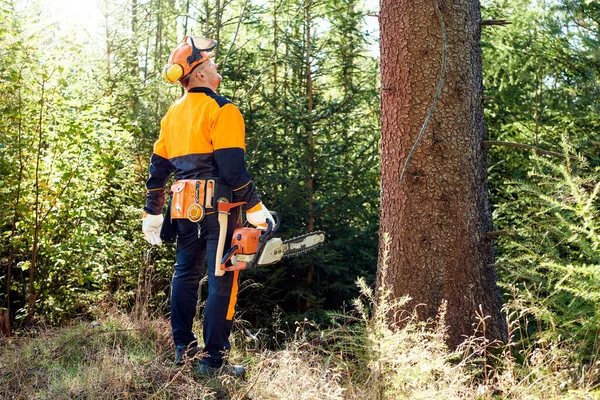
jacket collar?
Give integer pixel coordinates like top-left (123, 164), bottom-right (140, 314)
top-left (188, 87), bottom-right (216, 95)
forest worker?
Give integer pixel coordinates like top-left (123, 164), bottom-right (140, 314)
top-left (141, 36), bottom-right (274, 378)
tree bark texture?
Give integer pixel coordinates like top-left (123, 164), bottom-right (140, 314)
top-left (378, 0), bottom-right (507, 348)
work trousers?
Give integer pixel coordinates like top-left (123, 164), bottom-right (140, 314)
top-left (170, 209), bottom-right (241, 368)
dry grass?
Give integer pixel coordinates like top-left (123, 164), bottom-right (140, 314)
top-left (2, 281), bottom-right (600, 399)
top-left (2, 304), bottom-right (599, 399)
top-left (0, 305), bottom-right (216, 399)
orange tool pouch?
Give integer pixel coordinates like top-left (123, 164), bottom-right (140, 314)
top-left (171, 180), bottom-right (204, 220)
top-left (169, 178), bottom-right (232, 221)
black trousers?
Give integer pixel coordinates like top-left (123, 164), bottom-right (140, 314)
top-left (170, 208), bottom-right (241, 368)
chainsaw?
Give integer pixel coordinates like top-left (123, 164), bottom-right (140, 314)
top-left (216, 206), bottom-right (325, 275)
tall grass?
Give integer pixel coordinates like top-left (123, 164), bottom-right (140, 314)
top-left (2, 225), bottom-right (600, 398)
top-left (1, 289), bottom-right (598, 399)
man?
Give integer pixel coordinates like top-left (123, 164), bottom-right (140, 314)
top-left (141, 36), bottom-right (273, 377)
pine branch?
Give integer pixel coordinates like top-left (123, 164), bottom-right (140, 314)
top-left (480, 19), bottom-right (511, 26)
top-left (483, 141), bottom-right (579, 161)
top-left (487, 264), bottom-right (509, 272)
top-left (487, 231), bottom-right (516, 238)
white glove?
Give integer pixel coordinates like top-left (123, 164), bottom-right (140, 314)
top-left (142, 213), bottom-right (164, 246)
top-left (246, 202), bottom-right (275, 230)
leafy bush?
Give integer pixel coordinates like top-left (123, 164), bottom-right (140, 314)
top-left (495, 136), bottom-right (600, 362)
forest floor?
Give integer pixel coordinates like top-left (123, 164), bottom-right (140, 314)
top-left (1, 301), bottom-right (599, 399)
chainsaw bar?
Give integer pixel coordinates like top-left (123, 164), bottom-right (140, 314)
top-left (282, 231), bottom-right (325, 258)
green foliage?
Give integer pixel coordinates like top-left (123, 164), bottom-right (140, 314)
top-left (208, 0), bottom-right (381, 325)
top-left (0, 0), bottom-right (380, 332)
top-left (482, 0), bottom-right (600, 366)
top-left (482, 0), bottom-right (600, 205)
top-left (0, 0), bottom-right (175, 327)
top-left (495, 138), bottom-right (600, 358)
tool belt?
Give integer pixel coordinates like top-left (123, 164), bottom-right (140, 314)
top-left (160, 178), bottom-right (232, 243)
top-left (169, 178), bottom-right (232, 221)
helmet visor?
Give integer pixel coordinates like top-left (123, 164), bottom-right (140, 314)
top-left (186, 36), bottom-right (217, 52)
top-left (184, 36), bottom-right (217, 66)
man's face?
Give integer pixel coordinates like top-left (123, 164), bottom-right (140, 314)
top-left (199, 59), bottom-right (222, 89)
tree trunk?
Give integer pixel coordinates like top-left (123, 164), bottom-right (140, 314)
top-left (378, 0), bottom-right (507, 348)
top-left (204, 0), bottom-right (211, 38)
top-left (215, 0), bottom-right (221, 58)
top-left (26, 80), bottom-right (46, 327)
top-left (305, 0), bottom-right (315, 309)
top-left (131, 0), bottom-right (138, 77)
top-left (183, 0), bottom-right (190, 35)
top-left (2, 87), bottom-right (25, 337)
top-left (104, 0), bottom-right (111, 78)
top-left (272, 0), bottom-right (278, 97)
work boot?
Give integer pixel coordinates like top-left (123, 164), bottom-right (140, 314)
top-left (197, 362), bottom-right (246, 378)
top-left (175, 345), bottom-right (201, 366)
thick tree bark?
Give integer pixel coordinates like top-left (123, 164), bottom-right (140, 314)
top-left (378, 0), bottom-right (507, 348)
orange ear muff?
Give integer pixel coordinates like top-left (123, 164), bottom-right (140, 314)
top-left (163, 63), bottom-right (184, 83)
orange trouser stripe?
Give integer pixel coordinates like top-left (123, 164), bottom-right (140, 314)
top-left (226, 270), bottom-right (239, 320)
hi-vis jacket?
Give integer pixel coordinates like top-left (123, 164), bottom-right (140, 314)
top-left (144, 87), bottom-right (260, 215)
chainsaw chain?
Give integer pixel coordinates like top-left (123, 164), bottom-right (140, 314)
top-left (282, 231), bottom-right (325, 258)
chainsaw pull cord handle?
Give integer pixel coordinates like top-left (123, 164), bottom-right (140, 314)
top-left (221, 211), bottom-right (282, 271)
top-left (220, 219), bottom-right (273, 271)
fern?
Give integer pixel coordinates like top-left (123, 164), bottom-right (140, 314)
top-left (496, 135), bottom-right (600, 360)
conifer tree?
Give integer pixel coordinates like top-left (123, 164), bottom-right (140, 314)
top-left (379, 0), bottom-right (507, 347)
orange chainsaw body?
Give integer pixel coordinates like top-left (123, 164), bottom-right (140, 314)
top-left (232, 227), bottom-right (262, 255)
top-left (220, 227), bottom-right (265, 272)
top-left (217, 210), bottom-right (322, 276)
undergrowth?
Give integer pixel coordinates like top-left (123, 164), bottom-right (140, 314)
top-left (2, 284), bottom-right (599, 398)
top-left (2, 235), bottom-right (600, 398)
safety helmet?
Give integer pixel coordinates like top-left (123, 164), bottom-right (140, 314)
top-left (162, 36), bottom-right (217, 83)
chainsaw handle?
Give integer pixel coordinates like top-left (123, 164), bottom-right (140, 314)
top-left (221, 244), bottom-right (239, 265)
top-left (248, 217), bottom-right (277, 270)
top-left (259, 211), bottom-right (281, 242)
top-left (243, 211), bottom-right (280, 233)
top-left (220, 244), bottom-right (249, 272)
top-left (265, 211), bottom-right (281, 234)
top-left (260, 219), bottom-right (273, 242)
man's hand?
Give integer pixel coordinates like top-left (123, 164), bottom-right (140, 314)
top-left (246, 202), bottom-right (275, 230)
top-left (142, 212), bottom-right (164, 246)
